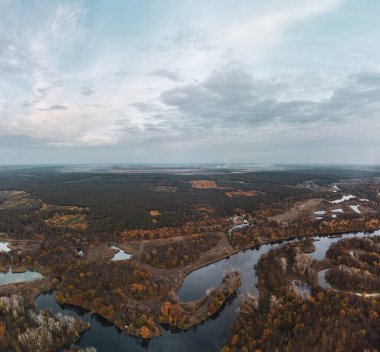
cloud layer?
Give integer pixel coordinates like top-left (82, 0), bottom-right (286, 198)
top-left (0, 0), bottom-right (379, 164)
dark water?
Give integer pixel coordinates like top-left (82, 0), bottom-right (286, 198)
top-left (36, 230), bottom-right (379, 352)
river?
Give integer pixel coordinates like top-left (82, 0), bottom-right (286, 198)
top-left (36, 230), bottom-right (379, 352)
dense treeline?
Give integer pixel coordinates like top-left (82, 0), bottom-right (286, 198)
top-left (55, 260), bottom-right (168, 338)
top-left (223, 239), bottom-right (380, 352)
top-left (325, 237), bottom-right (380, 292)
top-left (0, 167), bottom-right (379, 347)
top-left (57, 260), bottom-right (168, 303)
top-left (0, 294), bottom-right (89, 351)
top-left (121, 216), bottom-right (228, 241)
top-left (0, 168), bottom-right (342, 235)
top-left (223, 290), bottom-right (380, 352)
top-left (159, 271), bottom-right (240, 330)
top-left (229, 214), bottom-right (380, 250)
top-left (1, 167), bottom-right (378, 239)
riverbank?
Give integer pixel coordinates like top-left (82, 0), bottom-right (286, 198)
top-left (30, 229), bottom-right (379, 351)
top-left (159, 270), bottom-right (241, 330)
top-left (0, 277), bottom-right (54, 302)
top-left (222, 231), bottom-right (380, 352)
top-left (45, 227), bottom-right (380, 342)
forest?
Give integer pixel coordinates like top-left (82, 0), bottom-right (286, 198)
top-left (1, 166), bottom-right (379, 237)
top-left (0, 166), bottom-right (379, 350)
top-left (0, 294), bottom-right (89, 351)
top-left (223, 237), bottom-right (380, 352)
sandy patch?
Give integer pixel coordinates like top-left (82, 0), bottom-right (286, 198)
top-left (225, 190), bottom-right (261, 198)
top-left (270, 198), bottom-right (323, 223)
top-left (191, 180), bottom-right (218, 189)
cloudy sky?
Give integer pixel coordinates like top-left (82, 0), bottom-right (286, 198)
top-left (0, 0), bottom-right (380, 165)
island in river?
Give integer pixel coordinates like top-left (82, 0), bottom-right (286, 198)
top-left (0, 165), bottom-right (379, 351)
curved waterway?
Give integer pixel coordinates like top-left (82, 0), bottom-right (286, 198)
top-left (36, 230), bottom-right (379, 352)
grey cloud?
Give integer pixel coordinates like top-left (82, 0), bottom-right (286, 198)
top-left (36, 104), bottom-right (68, 111)
top-left (21, 99), bottom-right (39, 107)
top-left (37, 86), bottom-right (50, 95)
top-left (149, 69), bottom-right (180, 81)
top-left (131, 102), bottom-right (156, 113)
top-left (81, 86), bottom-right (95, 96)
top-left (36, 80), bottom-right (64, 96)
top-left (49, 104), bottom-right (67, 110)
top-left (51, 80), bottom-right (64, 87)
top-left (114, 70), bottom-right (128, 77)
top-left (351, 71), bottom-right (380, 87)
top-left (159, 67), bottom-right (380, 132)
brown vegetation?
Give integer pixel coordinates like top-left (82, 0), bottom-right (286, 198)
top-left (0, 294), bottom-right (89, 351)
top-left (159, 271), bottom-right (240, 330)
top-left (191, 180), bottom-right (218, 189)
top-left (223, 238), bottom-right (380, 352)
top-left (225, 190), bottom-right (262, 198)
top-left (325, 236), bottom-right (380, 292)
top-left (143, 233), bottom-right (220, 269)
top-left (0, 190), bottom-right (42, 210)
top-left (121, 217), bottom-right (228, 241)
top-left (149, 210), bottom-right (160, 217)
top-left (45, 214), bottom-right (88, 231)
top-left (269, 198), bottom-right (324, 223)
top-left (0, 170), bottom-right (379, 348)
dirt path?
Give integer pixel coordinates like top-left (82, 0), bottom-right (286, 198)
top-left (270, 198), bottom-right (324, 223)
top-left (133, 232), bottom-right (235, 294)
top-left (0, 278), bottom-right (54, 302)
top-left (137, 241), bottom-right (145, 264)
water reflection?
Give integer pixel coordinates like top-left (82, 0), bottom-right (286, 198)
top-left (0, 270), bottom-right (43, 285)
top-left (317, 269), bottom-right (332, 289)
top-left (0, 241), bottom-right (43, 285)
top-left (110, 245), bottom-right (131, 261)
top-left (35, 230), bottom-right (379, 352)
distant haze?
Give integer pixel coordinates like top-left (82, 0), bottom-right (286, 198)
top-left (0, 0), bottom-right (380, 165)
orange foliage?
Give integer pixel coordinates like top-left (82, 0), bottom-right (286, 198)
top-left (0, 321), bottom-right (6, 340)
top-left (139, 325), bottom-right (151, 339)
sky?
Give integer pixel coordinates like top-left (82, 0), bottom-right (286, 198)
top-left (0, 0), bottom-right (380, 165)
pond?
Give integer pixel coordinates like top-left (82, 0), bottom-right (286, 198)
top-left (330, 195), bottom-right (355, 204)
top-left (36, 230), bottom-right (380, 352)
top-left (313, 210), bottom-right (326, 215)
top-left (0, 269), bottom-right (43, 286)
top-left (0, 241), bottom-right (11, 253)
top-left (0, 241), bottom-right (43, 286)
top-left (110, 245), bottom-right (131, 261)
top-left (349, 205), bottom-right (361, 214)
top-left (317, 269), bottom-right (332, 290)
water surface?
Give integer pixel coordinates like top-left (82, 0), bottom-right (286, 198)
top-left (0, 270), bottom-right (43, 285)
top-left (36, 230), bottom-right (379, 351)
top-left (0, 241), bottom-right (43, 285)
top-left (110, 245), bottom-right (131, 261)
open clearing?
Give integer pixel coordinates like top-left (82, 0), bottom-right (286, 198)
top-left (191, 180), bottom-right (218, 189)
top-left (225, 190), bottom-right (261, 198)
top-left (270, 198), bottom-right (323, 223)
